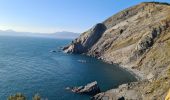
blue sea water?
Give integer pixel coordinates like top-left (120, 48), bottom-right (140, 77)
top-left (0, 36), bottom-right (136, 100)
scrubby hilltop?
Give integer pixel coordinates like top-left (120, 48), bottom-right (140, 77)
top-left (64, 2), bottom-right (170, 100)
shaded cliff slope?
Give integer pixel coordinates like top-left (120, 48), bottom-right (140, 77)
top-left (64, 2), bottom-right (170, 100)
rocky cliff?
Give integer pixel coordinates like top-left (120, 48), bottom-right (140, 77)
top-left (63, 2), bottom-right (170, 100)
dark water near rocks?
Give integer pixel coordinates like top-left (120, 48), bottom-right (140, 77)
top-left (0, 36), bottom-right (136, 100)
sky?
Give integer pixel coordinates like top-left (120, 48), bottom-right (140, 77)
top-left (0, 0), bottom-right (169, 33)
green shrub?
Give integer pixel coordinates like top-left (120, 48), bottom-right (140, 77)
top-left (8, 93), bottom-right (26, 100)
top-left (8, 93), bottom-right (42, 100)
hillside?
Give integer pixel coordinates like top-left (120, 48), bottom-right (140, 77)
top-left (63, 2), bottom-right (170, 100)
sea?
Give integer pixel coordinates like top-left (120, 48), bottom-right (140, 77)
top-left (0, 36), bottom-right (136, 100)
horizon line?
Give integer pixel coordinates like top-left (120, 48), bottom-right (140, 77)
top-left (0, 29), bottom-right (81, 34)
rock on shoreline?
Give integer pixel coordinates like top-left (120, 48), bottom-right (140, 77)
top-left (66, 81), bottom-right (101, 95)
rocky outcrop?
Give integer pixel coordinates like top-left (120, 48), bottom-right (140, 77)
top-left (64, 2), bottom-right (170, 100)
top-left (66, 81), bottom-right (100, 95)
top-left (92, 82), bottom-right (143, 100)
top-left (63, 23), bottom-right (106, 53)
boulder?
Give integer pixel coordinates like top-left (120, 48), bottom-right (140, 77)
top-left (66, 81), bottom-right (101, 95)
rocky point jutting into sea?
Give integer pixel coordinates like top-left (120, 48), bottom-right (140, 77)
top-left (63, 2), bottom-right (170, 100)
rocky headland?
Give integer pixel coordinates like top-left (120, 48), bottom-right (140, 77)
top-left (63, 2), bottom-right (170, 100)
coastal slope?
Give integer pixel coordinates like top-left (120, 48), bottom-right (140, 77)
top-left (63, 2), bottom-right (170, 100)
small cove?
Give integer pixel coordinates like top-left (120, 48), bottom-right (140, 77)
top-left (0, 36), bottom-right (137, 100)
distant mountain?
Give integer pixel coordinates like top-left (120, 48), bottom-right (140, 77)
top-left (50, 31), bottom-right (80, 39)
top-left (0, 30), bottom-right (79, 39)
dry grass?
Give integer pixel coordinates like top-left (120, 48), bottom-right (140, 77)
top-left (109, 37), bottom-right (139, 51)
top-left (145, 67), bottom-right (170, 95)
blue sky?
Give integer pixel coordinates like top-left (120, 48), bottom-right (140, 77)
top-left (0, 0), bottom-right (169, 33)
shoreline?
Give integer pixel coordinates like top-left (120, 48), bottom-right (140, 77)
top-left (96, 56), bottom-right (146, 81)
top-left (118, 64), bottom-right (146, 81)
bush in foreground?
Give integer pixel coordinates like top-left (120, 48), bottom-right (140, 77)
top-left (8, 93), bottom-right (42, 100)
top-left (8, 93), bottom-right (26, 100)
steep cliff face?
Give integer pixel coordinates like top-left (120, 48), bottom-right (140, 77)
top-left (63, 23), bottom-right (106, 53)
top-left (64, 2), bottom-right (170, 100)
